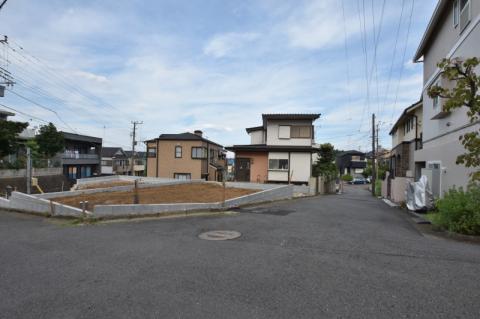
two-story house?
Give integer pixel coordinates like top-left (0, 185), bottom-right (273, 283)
top-left (124, 151), bottom-right (146, 176)
top-left (145, 130), bottom-right (226, 181)
top-left (58, 132), bottom-right (102, 180)
top-left (336, 150), bottom-right (367, 177)
top-left (389, 100), bottom-right (423, 179)
top-left (413, 0), bottom-right (479, 197)
top-left (226, 114), bottom-right (320, 184)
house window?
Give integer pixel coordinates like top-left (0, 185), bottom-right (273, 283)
top-left (192, 147), bottom-right (207, 159)
top-left (174, 173), bottom-right (191, 180)
top-left (351, 155), bottom-right (360, 161)
top-left (453, 0), bottom-right (459, 27)
top-left (291, 126), bottom-right (312, 138)
top-left (432, 95), bottom-right (439, 109)
top-left (278, 125), bottom-right (291, 139)
top-left (459, 0), bottom-right (471, 31)
top-left (268, 159), bottom-right (289, 170)
top-left (147, 147), bottom-right (157, 157)
top-left (175, 146), bottom-right (182, 158)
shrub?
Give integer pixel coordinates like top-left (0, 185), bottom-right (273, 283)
top-left (375, 180), bottom-right (382, 196)
top-left (430, 184), bottom-right (480, 235)
top-left (341, 174), bottom-right (353, 182)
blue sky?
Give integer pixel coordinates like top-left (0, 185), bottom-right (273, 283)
top-left (0, 0), bottom-right (437, 152)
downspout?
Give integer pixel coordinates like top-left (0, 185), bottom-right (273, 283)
top-left (288, 152), bottom-right (291, 184)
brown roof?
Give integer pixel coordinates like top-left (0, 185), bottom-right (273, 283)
top-left (147, 132), bottom-right (223, 148)
top-left (226, 144), bottom-right (318, 153)
top-left (262, 113), bottom-right (320, 121)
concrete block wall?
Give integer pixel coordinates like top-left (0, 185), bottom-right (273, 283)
top-left (0, 192), bottom-right (84, 217)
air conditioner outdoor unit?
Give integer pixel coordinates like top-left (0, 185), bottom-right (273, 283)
top-left (460, 1), bottom-right (470, 31)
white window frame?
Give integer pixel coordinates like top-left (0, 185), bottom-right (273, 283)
top-left (459, 0), bottom-right (471, 32)
top-left (453, 0), bottom-right (459, 27)
top-left (175, 145), bottom-right (182, 158)
top-left (268, 158), bottom-right (289, 171)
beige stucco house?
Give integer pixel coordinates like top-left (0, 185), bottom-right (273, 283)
top-left (413, 0), bottom-right (479, 197)
top-left (145, 130), bottom-right (226, 181)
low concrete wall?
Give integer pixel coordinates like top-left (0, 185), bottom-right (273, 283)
top-left (390, 177), bottom-right (413, 204)
top-left (0, 167), bottom-right (62, 179)
top-left (0, 192), bottom-right (84, 217)
top-left (37, 179), bottom-right (205, 199)
top-left (223, 185), bottom-right (293, 208)
top-left (90, 185), bottom-right (293, 219)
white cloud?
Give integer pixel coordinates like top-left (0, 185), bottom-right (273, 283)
top-left (284, 0), bottom-right (361, 50)
top-left (203, 32), bottom-right (260, 58)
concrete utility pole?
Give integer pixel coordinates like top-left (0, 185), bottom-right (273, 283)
top-left (130, 121), bottom-right (143, 176)
top-left (371, 113), bottom-right (376, 196)
top-left (26, 147), bottom-right (32, 194)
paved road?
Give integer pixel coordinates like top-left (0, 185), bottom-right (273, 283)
top-left (1, 185), bottom-right (480, 318)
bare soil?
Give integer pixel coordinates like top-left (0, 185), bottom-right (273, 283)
top-left (54, 183), bottom-right (257, 208)
top-left (77, 180), bottom-right (134, 190)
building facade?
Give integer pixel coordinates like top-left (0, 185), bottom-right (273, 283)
top-left (389, 100), bottom-right (423, 179)
top-left (145, 130), bottom-right (226, 181)
top-left (336, 150), bottom-right (367, 177)
top-left (226, 114), bottom-right (320, 184)
top-left (413, 0), bottom-right (479, 197)
top-left (58, 132), bottom-right (102, 180)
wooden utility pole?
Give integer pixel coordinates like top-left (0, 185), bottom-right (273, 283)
top-left (130, 121), bottom-right (143, 176)
top-left (371, 113), bottom-right (376, 196)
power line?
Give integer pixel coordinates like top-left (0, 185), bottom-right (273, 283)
top-left (6, 88), bottom-right (78, 133)
top-left (390, 0), bottom-right (415, 123)
top-left (357, 0), bottom-right (371, 132)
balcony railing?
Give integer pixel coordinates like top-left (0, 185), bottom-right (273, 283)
top-left (62, 153), bottom-right (99, 160)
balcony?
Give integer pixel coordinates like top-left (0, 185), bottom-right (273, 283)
top-left (62, 153), bottom-right (99, 160)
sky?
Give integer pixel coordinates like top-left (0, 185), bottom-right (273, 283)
top-left (0, 0), bottom-right (438, 153)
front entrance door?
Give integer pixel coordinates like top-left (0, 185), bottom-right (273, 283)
top-left (236, 158), bottom-right (250, 182)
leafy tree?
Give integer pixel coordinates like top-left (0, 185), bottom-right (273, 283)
top-left (313, 143), bottom-right (338, 182)
top-left (428, 57), bottom-right (480, 181)
top-left (35, 123), bottom-right (65, 158)
top-left (0, 120), bottom-right (29, 158)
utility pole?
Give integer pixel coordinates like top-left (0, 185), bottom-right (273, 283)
top-left (26, 147), bottom-right (32, 194)
top-left (130, 121), bottom-right (143, 176)
top-left (376, 122), bottom-right (380, 183)
top-left (371, 113), bottom-right (376, 196)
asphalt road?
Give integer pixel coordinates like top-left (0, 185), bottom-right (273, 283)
top-left (1, 185), bottom-right (480, 318)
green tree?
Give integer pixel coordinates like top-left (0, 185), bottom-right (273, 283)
top-left (35, 123), bottom-right (65, 158)
top-left (428, 57), bottom-right (480, 181)
top-left (0, 120), bottom-right (29, 158)
top-left (312, 143), bottom-right (338, 182)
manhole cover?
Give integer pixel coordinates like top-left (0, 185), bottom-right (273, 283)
top-left (198, 230), bottom-right (241, 241)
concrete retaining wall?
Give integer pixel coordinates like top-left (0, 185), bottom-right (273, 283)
top-left (36, 179), bottom-right (206, 199)
top-left (0, 192), bottom-right (84, 217)
top-left (0, 167), bottom-right (62, 178)
top-left (90, 185), bottom-right (293, 219)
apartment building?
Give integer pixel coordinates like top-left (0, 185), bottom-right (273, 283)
top-left (145, 130), bottom-right (226, 181)
top-left (413, 0), bottom-right (479, 197)
top-left (226, 114), bottom-right (320, 184)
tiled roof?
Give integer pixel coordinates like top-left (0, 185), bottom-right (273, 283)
top-left (262, 113), bottom-right (320, 120)
top-left (226, 144), bottom-right (319, 152)
top-left (150, 132), bottom-right (223, 148)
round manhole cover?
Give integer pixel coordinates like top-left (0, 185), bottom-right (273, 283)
top-left (198, 230), bottom-right (241, 241)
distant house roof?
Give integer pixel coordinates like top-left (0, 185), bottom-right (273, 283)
top-left (124, 150), bottom-right (146, 158)
top-left (146, 132), bottom-right (223, 148)
top-left (245, 126), bottom-right (264, 133)
top-left (226, 144), bottom-right (319, 153)
top-left (0, 109), bottom-right (15, 119)
top-left (62, 132), bottom-right (102, 144)
top-left (101, 147), bottom-right (123, 158)
top-left (389, 100), bottom-right (422, 135)
top-left (262, 113), bottom-right (321, 121)
top-left (413, 0), bottom-right (449, 62)
top-left (337, 150), bottom-right (365, 158)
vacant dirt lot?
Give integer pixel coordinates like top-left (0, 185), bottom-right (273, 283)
top-left (53, 183), bottom-right (257, 208)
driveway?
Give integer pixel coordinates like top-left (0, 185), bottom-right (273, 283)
top-left (1, 185), bottom-right (479, 318)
